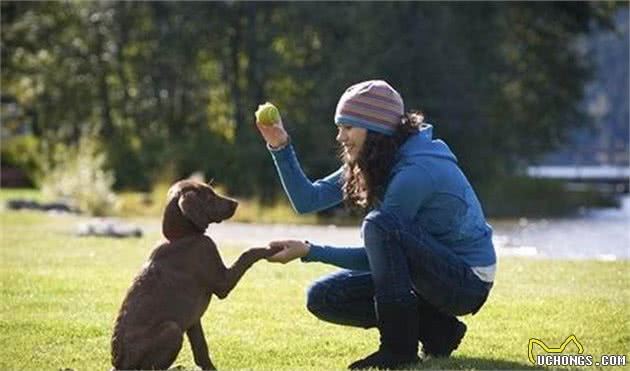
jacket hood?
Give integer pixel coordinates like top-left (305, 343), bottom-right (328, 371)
top-left (397, 124), bottom-right (458, 163)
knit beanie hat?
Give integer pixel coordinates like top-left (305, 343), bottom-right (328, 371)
top-left (334, 80), bottom-right (405, 136)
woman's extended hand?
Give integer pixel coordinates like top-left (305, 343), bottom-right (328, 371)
top-left (265, 240), bottom-right (310, 264)
top-left (255, 116), bottom-right (289, 149)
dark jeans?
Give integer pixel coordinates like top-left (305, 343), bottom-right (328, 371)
top-left (306, 210), bottom-right (492, 328)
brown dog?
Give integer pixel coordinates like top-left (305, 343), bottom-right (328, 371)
top-left (111, 179), bottom-right (280, 370)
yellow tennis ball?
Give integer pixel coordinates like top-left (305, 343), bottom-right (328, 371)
top-left (255, 102), bottom-right (281, 126)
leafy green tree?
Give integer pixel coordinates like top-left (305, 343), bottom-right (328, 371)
top-left (2, 1), bottom-right (624, 214)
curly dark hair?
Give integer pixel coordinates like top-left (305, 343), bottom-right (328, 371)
top-left (340, 111), bottom-right (424, 212)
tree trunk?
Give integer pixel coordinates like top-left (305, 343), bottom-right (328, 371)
top-left (93, 21), bottom-right (114, 139)
top-left (115, 1), bottom-right (131, 117)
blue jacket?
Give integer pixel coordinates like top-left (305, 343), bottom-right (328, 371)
top-left (269, 124), bottom-right (496, 282)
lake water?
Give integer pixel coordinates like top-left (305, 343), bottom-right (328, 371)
top-left (491, 195), bottom-right (630, 261)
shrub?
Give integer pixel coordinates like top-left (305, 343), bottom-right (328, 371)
top-left (40, 133), bottom-right (116, 216)
top-left (0, 134), bottom-right (43, 186)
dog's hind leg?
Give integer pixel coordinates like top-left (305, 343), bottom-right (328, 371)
top-left (137, 321), bottom-right (184, 370)
top-left (187, 320), bottom-right (216, 370)
top-left (111, 329), bottom-right (146, 370)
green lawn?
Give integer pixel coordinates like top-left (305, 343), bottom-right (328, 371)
top-left (1, 207), bottom-right (629, 370)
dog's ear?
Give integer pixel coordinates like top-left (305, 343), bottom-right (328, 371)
top-left (177, 190), bottom-right (212, 231)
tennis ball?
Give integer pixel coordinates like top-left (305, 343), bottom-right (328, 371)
top-left (255, 102), bottom-right (281, 126)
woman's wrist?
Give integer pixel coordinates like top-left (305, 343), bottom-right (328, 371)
top-left (303, 240), bottom-right (311, 257)
top-left (300, 241), bottom-right (317, 262)
top-left (268, 137), bottom-right (290, 151)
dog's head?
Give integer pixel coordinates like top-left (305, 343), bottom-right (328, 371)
top-left (162, 179), bottom-right (238, 241)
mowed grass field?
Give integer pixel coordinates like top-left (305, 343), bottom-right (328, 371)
top-left (1, 198), bottom-right (629, 369)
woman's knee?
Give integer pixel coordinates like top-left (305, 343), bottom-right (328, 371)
top-left (361, 210), bottom-right (401, 243)
top-left (305, 271), bottom-right (379, 328)
top-left (305, 279), bottom-right (329, 316)
top-left (306, 271), bottom-right (369, 318)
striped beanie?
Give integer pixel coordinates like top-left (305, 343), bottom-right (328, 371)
top-left (334, 80), bottom-right (405, 136)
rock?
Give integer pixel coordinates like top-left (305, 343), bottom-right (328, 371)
top-left (77, 218), bottom-right (143, 238)
top-left (6, 198), bottom-right (77, 213)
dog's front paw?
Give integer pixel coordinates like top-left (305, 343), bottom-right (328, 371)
top-left (246, 245), bottom-right (283, 262)
top-left (264, 244), bottom-right (284, 257)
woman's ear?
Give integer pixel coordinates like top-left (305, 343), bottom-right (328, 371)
top-left (177, 190), bottom-right (212, 231)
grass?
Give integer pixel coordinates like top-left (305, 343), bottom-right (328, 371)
top-left (1, 203), bottom-right (629, 370)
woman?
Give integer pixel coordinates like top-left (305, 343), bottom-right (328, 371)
top-left (256, 80), bottom-right (495, 369)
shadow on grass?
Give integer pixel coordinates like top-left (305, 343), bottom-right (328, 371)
top-left (412, 355), bottom-right (568, 370)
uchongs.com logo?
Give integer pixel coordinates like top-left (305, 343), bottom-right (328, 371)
top-left (528, 335), bottom-right (626, 367)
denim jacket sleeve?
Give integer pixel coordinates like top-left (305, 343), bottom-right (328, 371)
top-left (269, 143), bottom-right (344, 214)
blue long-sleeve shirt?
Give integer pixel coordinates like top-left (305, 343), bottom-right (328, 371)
top-left (268, 124), bottom-right (496, 282)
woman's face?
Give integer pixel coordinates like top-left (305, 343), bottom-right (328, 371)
top-left (336, 124), bottom-right (367, 162)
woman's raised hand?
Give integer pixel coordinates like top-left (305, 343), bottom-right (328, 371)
top-left (255, 112), bottom-right (289, 149)
top-left (265, 240), bottom-right (310, 264)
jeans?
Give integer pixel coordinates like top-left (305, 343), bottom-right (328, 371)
top-left (306, 210), bottom-right (492, 328)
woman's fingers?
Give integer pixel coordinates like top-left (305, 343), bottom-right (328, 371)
top-left (265, 240), bottom-right (307, 264)
top-left (266, 240), bottom-right (288, 263)
top-left (269, 240), bottom-right (290, 249)
top-left (266, 245), bottom-right (284, 255)
top-left (255, 118), bottom-right (289, 148)
top-left (266, 248), bottom-right (292, 263)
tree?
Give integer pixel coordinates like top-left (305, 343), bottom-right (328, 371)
top-left (2, 1), bottom-right (624, 209)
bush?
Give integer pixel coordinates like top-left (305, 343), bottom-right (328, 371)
top-left (0, 135), bottom-right (43, 186)
top-left (40, 133), bottom-right (117, 216)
